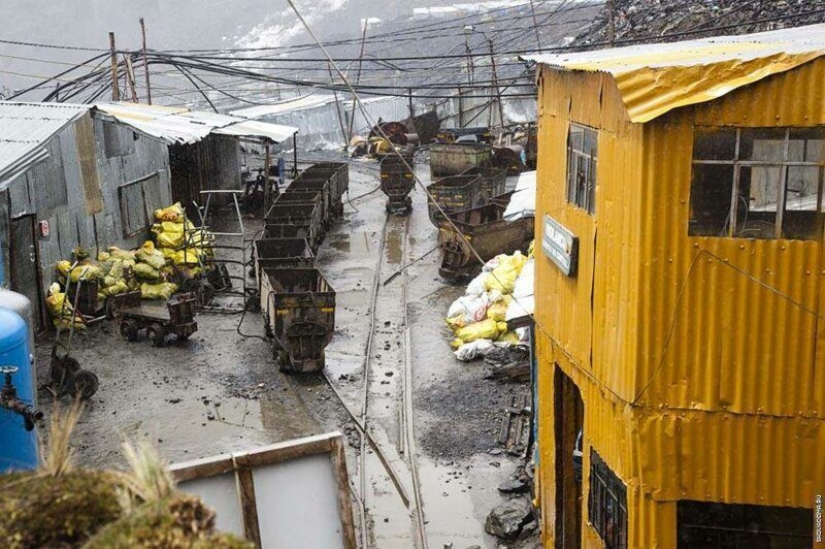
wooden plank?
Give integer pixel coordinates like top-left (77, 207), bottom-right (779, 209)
top-left (329, 437), bottom-right (358, 549)
top-left (237, 466), bottom-right (262, 547)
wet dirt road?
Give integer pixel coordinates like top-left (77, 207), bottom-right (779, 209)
top-left (35, 160), bottom-right (531, 548)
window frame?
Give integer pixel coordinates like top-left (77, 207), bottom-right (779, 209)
top-left (690, 126), bottom-right (825, 240)
top-left (118, 172), bottom-right (162, 237)
top-left (566, 123), bottom-right (598, 215)
top-left (588, 448), bottom-right (628, 549)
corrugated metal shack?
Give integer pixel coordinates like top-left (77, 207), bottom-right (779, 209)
top-left (0, 102), bottom-right (172, 329)
top-left (94, 103), bottom-right (298, 208)
top-left (525, 24), bottom-right (825, 548)
top-left (0, 101), bottom-right (298, 330)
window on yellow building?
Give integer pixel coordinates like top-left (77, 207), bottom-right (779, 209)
top-left (690, 127), bottom-right (825, 240)
top-left (677, 500), bottom-right (813, 548)
top-left (588, 449), bottom-right (627, 549)
top-left (567, 123), bottom-right (598, 214)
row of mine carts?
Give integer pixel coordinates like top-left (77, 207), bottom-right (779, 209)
top-left (425, 147), bottom-right (534, 280)
top-left (253, 162), bottom-right (348, 373)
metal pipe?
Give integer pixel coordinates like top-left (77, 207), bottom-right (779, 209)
top-left (0, 368), bottom-right (43, 432)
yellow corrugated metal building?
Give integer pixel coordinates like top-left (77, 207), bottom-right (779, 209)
top-left (525, 25), bottom-right (825, 548)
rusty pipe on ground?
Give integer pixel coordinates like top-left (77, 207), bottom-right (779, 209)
top-left (0, 368), bottom-right (43, 432)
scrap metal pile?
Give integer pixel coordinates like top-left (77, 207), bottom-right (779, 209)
top-left (573, 0), bottom-right (825, 45)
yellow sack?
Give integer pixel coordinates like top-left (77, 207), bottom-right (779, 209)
top-left (103, 276), bottom-right (116, 288)
top-left (140, 282), bottom-right (178, 300)
top-left (527, 240), bottom-right (535, 258)
top-left (45, 284), bottom-right (85, 330)
top-left (97, 251), bottom-right (111, 262)
top-left (445, 314), bottom-right (469, 334)
top-left (153, 221), bottom-right (185, 249)
top-left (134, 262), bottom-right (160, 280)
top-left (154, 202), bottom-right (184, 223)
top-left (484, 253), bottom-right (527, 294)
top-left (100, 280), bottom-right (129, 297)
top-left (108, 260), bottom-right (124, 280)
top-left (487, 295), bottom-right (513, 322)
top-left (454, 318), bottom-right (503, 344)
top-left (108, 246), bottom-right (136, 261)
top-left (136, 240), bottom-right (166, 270)
top-left (174, 249), bottom-right (201, 266)
top-left (497, 331), bottom-right (520, 345)
top-left (160, 247), bottom-right (178, 261)
top-left (69, 263), bottom-right (102, 283)
top-left (57, 260), bottom-right (72, 277)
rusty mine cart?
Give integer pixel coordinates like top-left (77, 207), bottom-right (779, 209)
top-left (380, 154), bottom-right (415, 213)
top-left (111, 291), bottom-right (198, 347)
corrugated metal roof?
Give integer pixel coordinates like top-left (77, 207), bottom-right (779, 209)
top-left (95, 102), bottom-right (298, 145)
top-left (0, 101), bottom-right (90, 181)
top-left (524, 23), bottom-right (825, 123)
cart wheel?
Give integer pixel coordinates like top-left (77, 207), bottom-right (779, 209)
top-left (177, 333), bottom-right (190, 341)
top-left (68, 369), bottom-right (99, 400)
top-left (147, 323), bottom-right (166, 347)
top-left (120, 320), bottom-right (139, 342)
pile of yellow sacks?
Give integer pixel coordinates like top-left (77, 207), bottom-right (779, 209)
top-left (46, 203), bottom-right (215, 327)
top-left (445, 249), bottom-right (531, 357)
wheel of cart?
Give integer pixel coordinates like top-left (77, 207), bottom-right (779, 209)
top-left (47, 266), bottom-right (99, 401)
top-left (110, 291), bottom-right (199, 347)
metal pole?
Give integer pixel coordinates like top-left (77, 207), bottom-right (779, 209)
top-left (458, 85), bottom-right (464, 128)
top-left (263, 143), bottom-right (271, 213)
top-left (327, 62), bottom-right (349, 147)
top-left (108, 32), bottom-right (120, 101)
top-left (529, 0), bottom-right (542, 52)
top-left (488, 38), bottom-right (504, 128)
top-left (292, 133), bottom-right (298, 179)
top-left (608, 0), bottom-right (615, 46)
top-left (463, 34), bottom-right (474, 85)
top-left (140, 18), bottom-right (152, 104)
top-left (347, 20), bottom-right (369, 140)
top-left (408, 88), bottom-right (414, 118)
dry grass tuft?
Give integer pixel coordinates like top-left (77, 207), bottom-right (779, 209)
top-left (117, 437), bottom-right (176, 511)
top-left (41, 398), bottom-right (84, 477)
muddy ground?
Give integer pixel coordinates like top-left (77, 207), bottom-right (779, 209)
top-left (34, 158), bottom-right (537, 548)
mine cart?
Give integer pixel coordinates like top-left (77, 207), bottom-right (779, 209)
top-left (426, 173), bottom-right (486, 225)
top-left (461, 166), bottom-right (507, 200)
top-left (436, 192), bottom-right (534, 280)
top-left (252, 238), bottom-right (315, 287)
top-left (273, 189), bottom-right (328, 229)
top-left (112, 291), bottom-right (198, 347)
top-left (429, 142), bottom-right (492, 178)
top-left (299, 162), bottom-right (349, 216)
top-left (379, 154), bottom-right (415, 213)
top-left (259, 268), bottom-right (335, 373)
top-left (264, 202), bottom-right (324, 248)
top-left (284, 179), bottom-right (333, 224)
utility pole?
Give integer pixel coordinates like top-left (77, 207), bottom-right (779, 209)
top-left (488, 37), bottom-right (504, 128)
top-left (528, 0), bottom-right (542, 52)
top-left (109, 32), bottom-right (120, 101)
top-left (140, 18), bottom-right (152, 104)
top-left (608, 0), bottom-right (615, 46)
top-left (463, 33), bottom-right (474, 85)
top-left (347, 19), bottom-right (369, 140)
top-left (327, 62), bottom-right (349, 146)
top-left (408, 88), bottom-right (414, 119)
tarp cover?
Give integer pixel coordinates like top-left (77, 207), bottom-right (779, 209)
top-left (503, 170), bottom-right (536, 221)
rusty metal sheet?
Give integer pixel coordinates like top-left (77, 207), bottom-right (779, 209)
top-left (524, 24), bottom-right (825, 123)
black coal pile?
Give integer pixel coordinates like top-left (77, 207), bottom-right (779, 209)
top-left (573, 0), bottom-right (825, 46)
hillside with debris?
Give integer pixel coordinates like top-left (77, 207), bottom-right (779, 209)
top-left (573, 0), bottom-right (825, 45)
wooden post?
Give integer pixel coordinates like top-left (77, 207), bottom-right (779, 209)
top-left (109, 32), bottom-right (120, 101)
top-left (407, 88), bottom-right (414, 118)
top-left (124, 55), bottom-right (138, 102)
top-left (327, 62), bottom-right (349, 147)
top-left (529, 0), bottom-right (542, 52)
top-left (140, 18), bottom-right (152, 104)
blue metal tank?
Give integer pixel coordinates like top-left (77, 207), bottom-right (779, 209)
top-left (0, 307), bottom-right (38, 472)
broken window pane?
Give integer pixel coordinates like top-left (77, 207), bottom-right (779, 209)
top-left (740, 128), bottom-right (786, 162)
top-left (734, 166), bottom-right (781, 238)
top-left (689, 164), bottom-right (734, 236)
top-left (693, 128), bottom-right (736, 161)
top-left (783, 165), bottom-right (825, 239)
top-left (788, 128), bottom-right (825, 162)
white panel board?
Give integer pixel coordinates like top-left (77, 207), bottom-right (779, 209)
top-left (178, 472), bottom-right (244, 536)
top-left (253, 453), bottom-right (344, 549)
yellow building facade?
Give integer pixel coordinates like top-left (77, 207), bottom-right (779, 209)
top-left (528, 27), bottom-right (825, 548)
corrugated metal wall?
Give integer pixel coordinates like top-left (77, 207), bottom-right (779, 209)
top-left (0, 115), bottom-right (170, 326)
top-left (169, 135), bottom-right (239, 209)
top-left (535, 59), bottom-right (825, 548)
